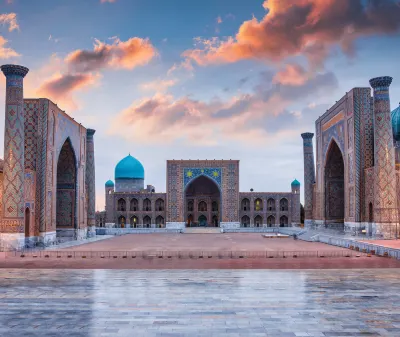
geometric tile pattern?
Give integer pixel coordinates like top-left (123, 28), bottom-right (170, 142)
top-left (86, 129), bottom-right (96, 226)
top-left (167, 160), bottom-right (239, 223)
top-left (23, 101), bottom-right (39, 171)
top-left (370, 77), bottom-right (398, 226)
top-left (301, 133), bottom-right (315, 220)
top-left (0, 65), bottom-right (29, 233)
top-left (2, 269), bottom-right (400, 336)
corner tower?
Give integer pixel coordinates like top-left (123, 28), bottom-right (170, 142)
top-left (370, 76), bottom-right (398, 237)
top-left (0, 64), bottom-right (29, 249)
top-left (291, 179), bottom-right (301, 226)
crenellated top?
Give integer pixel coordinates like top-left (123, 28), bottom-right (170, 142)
top-left (0, 64), bottom-right (29, 78)
top-left (369, 76), bottom-right (393, 89)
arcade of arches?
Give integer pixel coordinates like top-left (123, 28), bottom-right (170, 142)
top-left (185, 175), bottom-right (220, 227)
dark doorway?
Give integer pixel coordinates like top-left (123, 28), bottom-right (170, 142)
top-left (324, 140), bottom-right (345, 229)
top-left (56, 138), bottom-right (77, 238)
top-left (25, 207), bottom-right (30, 237)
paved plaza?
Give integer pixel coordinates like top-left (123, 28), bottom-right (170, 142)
top-left (1, 269), bottom-right (400, 337)
top-left (59, 233), bottom-right (349, 252)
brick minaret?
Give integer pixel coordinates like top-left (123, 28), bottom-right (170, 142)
top-left (370, 76), bottom-right (398, 237)
top-left (301, 133), bottom-right (315, 224)
top-left (86, 129), bottom-right (96, 235)
top-left (0, 64), bottom-right (29, 248)
top-left (291, 179), bottom-right (301, 226)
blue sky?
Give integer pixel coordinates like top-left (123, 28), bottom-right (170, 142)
top-left (1, 0), bottom-right (400, 210)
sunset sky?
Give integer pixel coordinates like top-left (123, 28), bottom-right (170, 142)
top-left (1, 0), bottom-right (400, 210)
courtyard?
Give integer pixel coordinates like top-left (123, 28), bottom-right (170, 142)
top-left (1, 268), bottom-right (400, 337)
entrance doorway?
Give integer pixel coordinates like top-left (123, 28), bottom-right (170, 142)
top-left (324, 140), bottom-right (344, 230)
top-left (184, 175), bottom-right (221, 227)
top-left (56, 138), bottom-right (77, 238)
top-left (25, 207), bottom-right (30, 237)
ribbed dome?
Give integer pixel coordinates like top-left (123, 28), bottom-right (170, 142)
top-left (291, 179), bottom-right (300, 186)
top-left (115, 154), bottom-right (144, 180)
top-left (392, 104), bottom-right (400, 142)
top-left (105, 180), bottom-right (114, 187)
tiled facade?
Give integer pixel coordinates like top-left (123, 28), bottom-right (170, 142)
top-left (100, 160), bottom-right (300, 229)
top-left (303, 77), bottom-right (400, 238)
top-left (0, 64), bottom-right (96, 249)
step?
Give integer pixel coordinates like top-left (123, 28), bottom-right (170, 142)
top-left (184, 227), bottom-right (221, 234)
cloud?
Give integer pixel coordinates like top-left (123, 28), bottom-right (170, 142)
top-left (273, 64), bottom-right (309, 86)
top-left (183, 0), bottom-right (400, 66)
top-left (37, 72), bottom-right (101, 111)
top-left (109, 68), bottom-right (338, 145)
top-left (65, 37), bottom-right (156, 73)
top-left (141, 79), bottom-right (178, 93)
top-left (0, 35), bottom-right (19, 59)
top-left (0, 13), bottom-right (18, 31)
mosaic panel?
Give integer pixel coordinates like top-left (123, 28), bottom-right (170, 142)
top-left (85, 130), bottom-right (96, 225)
top-left (322, 120), bottom-right (345, 159)
top-left (371, 78), bottom-right (398, 224)
top-left (56, 190), bottom-right (74, 227)
top-left (23, 101), bottom-right (39, 171)
top-left (301, 133), bottom-right (315, 220)
top-left (183, 168), bottom-right (222, 189)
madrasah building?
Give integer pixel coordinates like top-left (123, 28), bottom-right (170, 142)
top-left (96, 157), bottom-right (301, 230)
top-left (0, 64), bottom-right (96, 249)
top-left (302, 76), bottom-right (400, 238)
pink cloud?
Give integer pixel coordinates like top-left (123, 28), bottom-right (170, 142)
top-left (183, 0), bottom-right (400, 66)
top-left (0, 13), bottom-right (19, 31)
top-left (273, 64), bottom-right (309, 86)
top-left (65, 37), bottom-right (157, 72)
top-left (0, 35), bottom-right (19, 59)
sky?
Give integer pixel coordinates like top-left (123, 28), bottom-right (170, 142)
top-left (1, 0), bottom-right (400, 211)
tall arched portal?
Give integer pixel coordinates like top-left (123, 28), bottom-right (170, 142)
top-left (184, 175), bottom-right (221, 227)
top-left (324, 140), bottom-right (345, 228)
top-left (56, 138), bottom-right (77, 238)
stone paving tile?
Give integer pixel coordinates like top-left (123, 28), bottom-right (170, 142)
top-left (0, 269), bottom-right (400, 336)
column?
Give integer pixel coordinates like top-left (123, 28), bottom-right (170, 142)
top-left (370, 76), bottom-right (398, 238)
top-left (301, 133), bottom-right (315, 225)
top-left (0, 64), bottom-right (29, 249)
top-left (85, 129), bottom-right (96, 236)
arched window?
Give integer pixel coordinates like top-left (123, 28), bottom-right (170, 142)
top-left (156, 216), bottom-right (164, 228)
top-left (156, 198), bottom-right (165, 212)
top-left (143, 198), bottom-right (151, 212)
top-left (241, 198), bottom-right (250, 211)
top-left (25, 207), bottom-right (30, 237)
top-left (267, 198), bottom-right (275, 211)
top-left (254, 198), bottom-right (263, 211)
top-left (241, 215), bottom-right (250, 228)
top-left (254, 215), bottom-right (263, 227)
top-left (198, 201), bottom-right (207, 212)
top-left (130, 198), bottom-right (138, 211)
top-left (143, 215), bottom-right (151, 228)
top-left (267, 215), bottom-right (275, 227)
top-left (187, 200), bottom-right (194, 212)
top-left (280, 198), bottom-right (288, 211)
top-left (130, 215), bottom-right (138, 228)
top-left (280, 215), bottom-right (288, 227)
top-left (212, 201), bottom-right (218, 212)
top-left (118, 215), bottom-right (126, 228)
top-left (117, 198), bottom-right (126, 212)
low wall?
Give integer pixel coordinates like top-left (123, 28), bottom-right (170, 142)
top-left (318, 235), bottom-right (400, 259)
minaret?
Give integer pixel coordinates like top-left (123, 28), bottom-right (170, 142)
top-left (105, 180), bottom-right (114, 225)
top-left (0, 64), bottom-right (29, 249)
top-left (370, 76), bottom-right (398, 237)
top-left (85, 129), bottom-right (96, 236)
top-left (291, 179), bottom-right (301, 226)
top-left (301, 133), bottom-right (315, 225)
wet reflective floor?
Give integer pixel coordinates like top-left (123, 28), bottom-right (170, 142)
top-left (1, 269), bottom-right (400, 337)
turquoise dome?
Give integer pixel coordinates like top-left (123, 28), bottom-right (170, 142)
top-left (115, 154), bottom-right (144, 180)
top-left (291, 179), bottom-right (300, 186)
top-left (392, 104), bottom-right (400, 142)
top-left (105, 180), bottom-right (114, 187)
